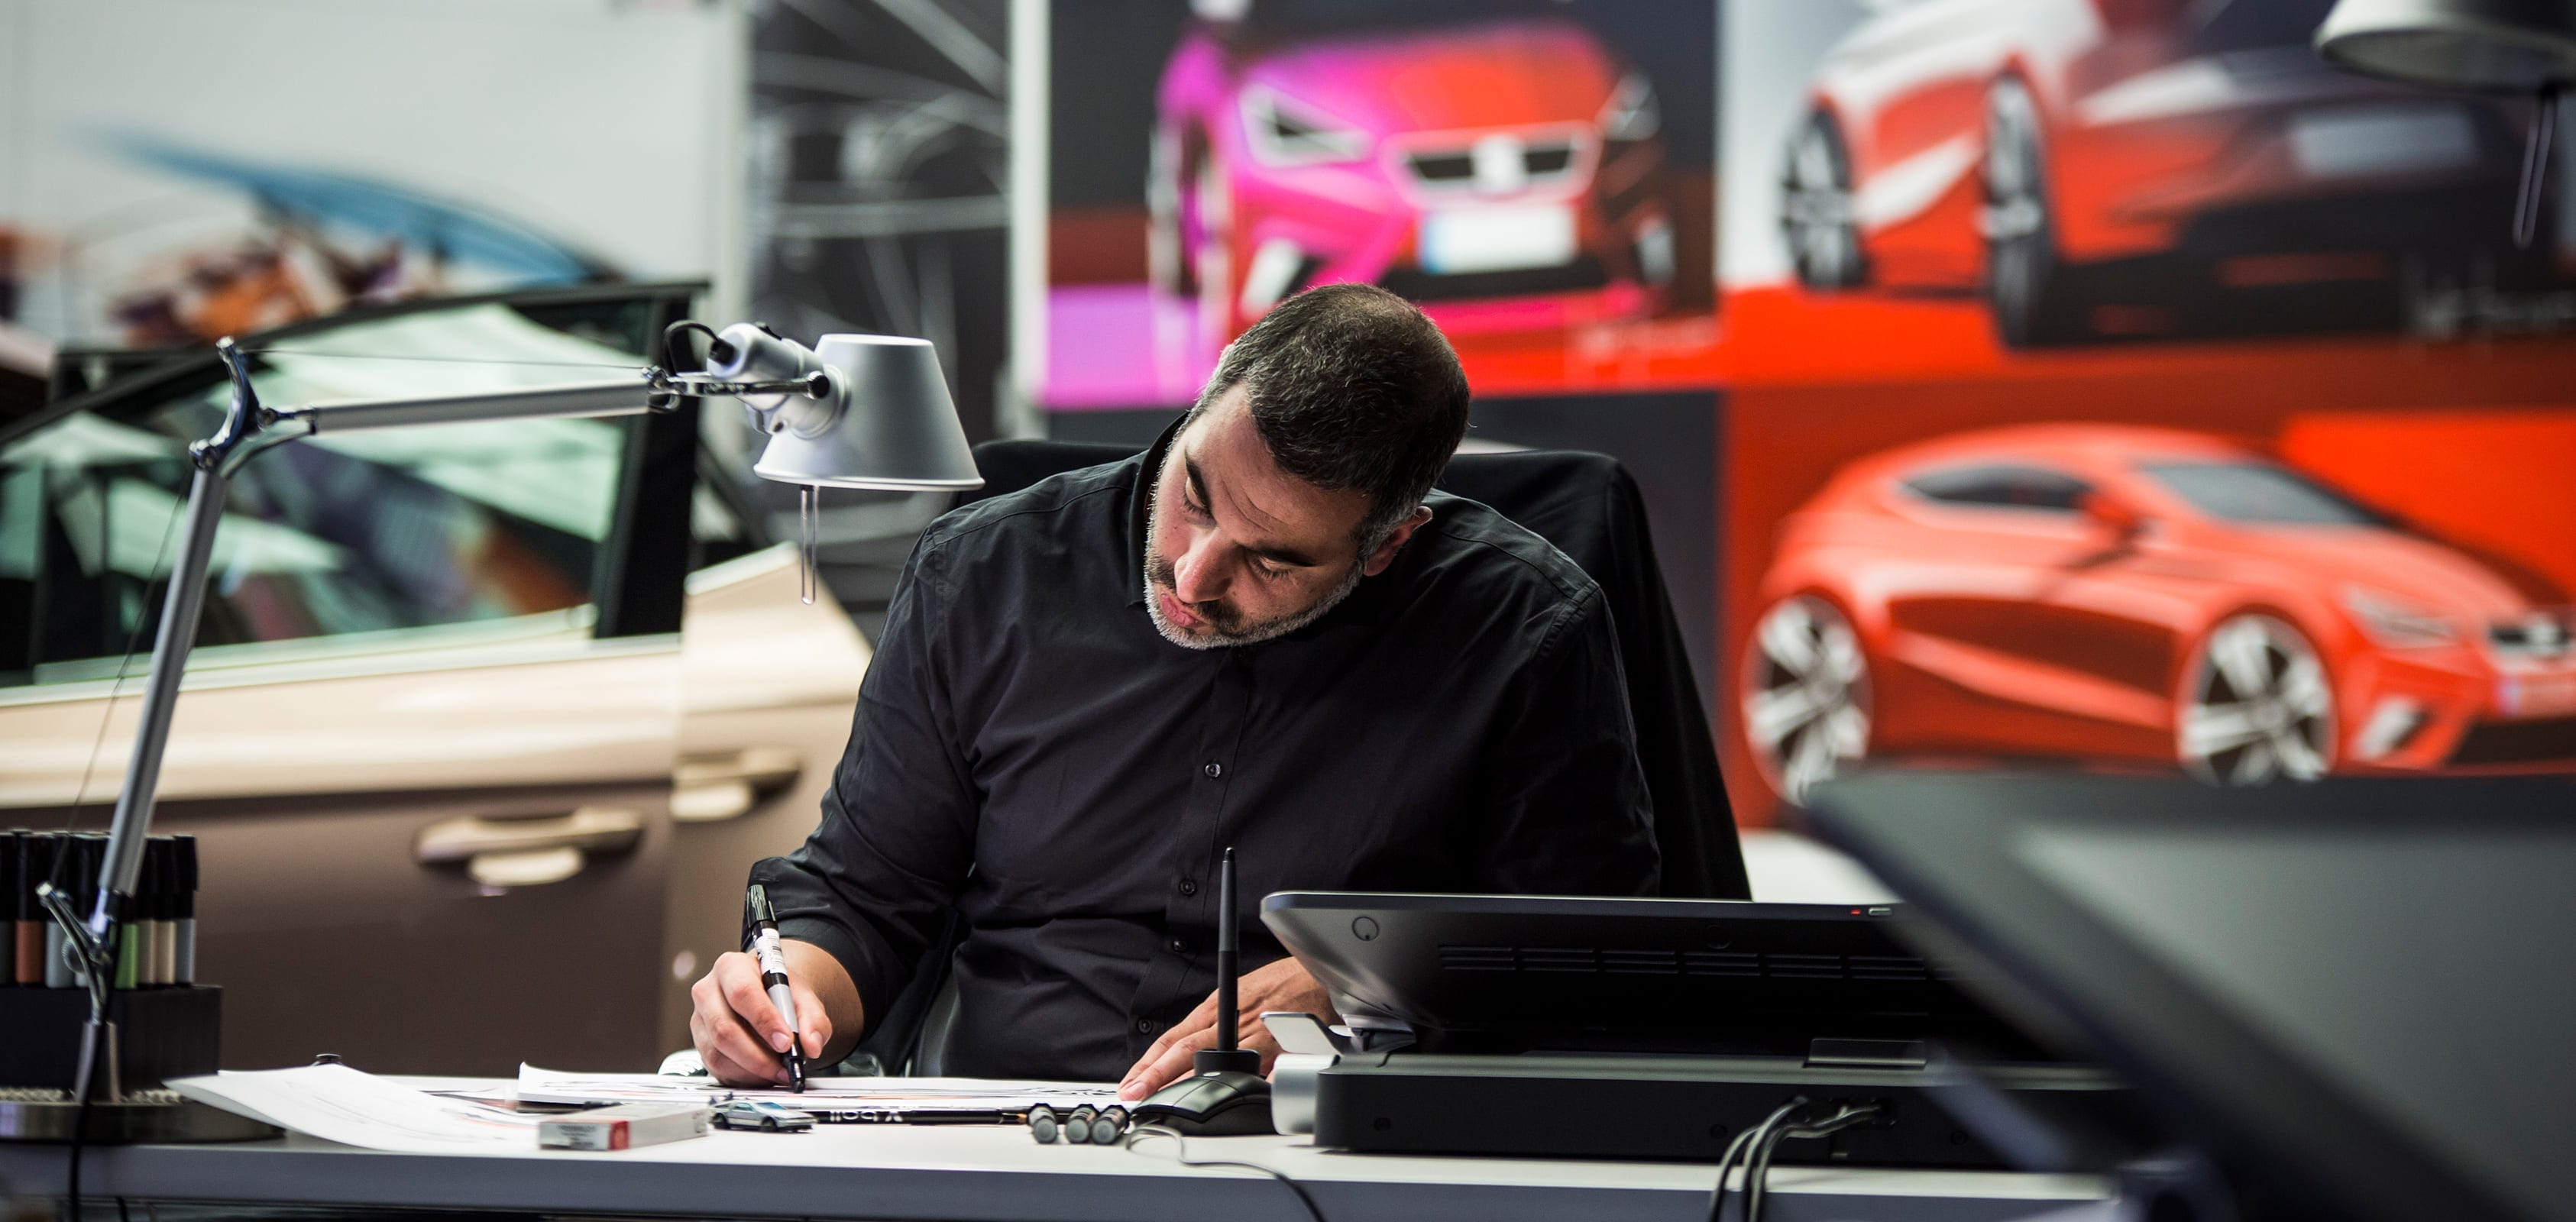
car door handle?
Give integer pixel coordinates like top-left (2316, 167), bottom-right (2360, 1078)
top-left (414, 806), bottom-right (645, 887)
top-left (672, 746), bottom-right (804, 823)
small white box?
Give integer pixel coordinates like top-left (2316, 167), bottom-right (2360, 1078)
top-left (538, 1102), bottom-right (714, 1151)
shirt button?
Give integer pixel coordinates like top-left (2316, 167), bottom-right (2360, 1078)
top-left (1177, 878), bottom-right (1199, 897)
top-left (1137, 1018), bottom-right (1157, 1035)
top-left (1167, 938), bottom-right (1189, 955)
top-left (1203, 761), bottom-right (1224, 779)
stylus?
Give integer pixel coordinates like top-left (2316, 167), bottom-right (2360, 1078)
top-left (1217, 849), bottom-right (1239, 1052)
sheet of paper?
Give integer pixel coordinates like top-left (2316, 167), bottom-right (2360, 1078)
top-left (512, 1065), bottom-right (1116, 1114)
top-left (170, 1064), bottom-right (540, 1153)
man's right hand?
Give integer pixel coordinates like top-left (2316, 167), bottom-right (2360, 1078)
top-left (688, 942), bottom-right (848, 1088)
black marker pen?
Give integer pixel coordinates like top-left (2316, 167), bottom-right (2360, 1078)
top-left (746, 884), bottom-right (807, 1091)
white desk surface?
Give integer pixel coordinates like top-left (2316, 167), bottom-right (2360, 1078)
top-left (0, 1078), bottom-right (2117, 1222)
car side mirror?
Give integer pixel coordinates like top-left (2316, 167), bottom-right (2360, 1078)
top-left (2081, 491), bottom-right (2145, 541)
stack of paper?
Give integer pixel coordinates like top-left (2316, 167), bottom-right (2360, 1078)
top-left (170, 1065), bottom-right (542, 1153)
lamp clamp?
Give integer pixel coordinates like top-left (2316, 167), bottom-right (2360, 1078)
top-left (649, 367), bottom-right (833, 404)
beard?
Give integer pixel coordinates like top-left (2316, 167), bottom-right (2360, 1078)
top-left (1142, 482), bottom-right (1364, 650)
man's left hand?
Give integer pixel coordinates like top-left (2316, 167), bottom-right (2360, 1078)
top-left (1118, 956), bottom-right (1338, 1101)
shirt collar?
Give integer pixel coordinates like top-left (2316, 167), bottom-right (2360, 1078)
top-left (1121, 419), bottom-right (1185, 609)
top-left (1118, 415), bottom-right (1399, 632)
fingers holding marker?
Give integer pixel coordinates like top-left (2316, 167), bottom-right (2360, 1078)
top-left (717, 951), bottom-right (796, 1052)
top-left (693, 952), bottom-right (794, 1085)
top-left (690, 990), bottom-right (781, 1087)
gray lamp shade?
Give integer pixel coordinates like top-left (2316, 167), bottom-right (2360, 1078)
top-left (2317, 0), bottom-right (2576, 92)
top-left (752, 335), bottom-right (984, 490)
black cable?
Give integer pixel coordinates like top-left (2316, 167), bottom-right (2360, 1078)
top-left (1125, 1124), bottom-right (1327, 1222)
top-left (1704, 1120), bottom-right (1762, 1222)
top-left (1748, 1102), bottom-right (1887, 1222)
top-left (659, 320), bottom-right (723, 375)
top-left (1745, 1114), bottom-right (1797, 1222)
top-left (1709, 1099), bottom-right (1803, 1222)
top-left (1704, 1098), bottom-right (1887, 1222)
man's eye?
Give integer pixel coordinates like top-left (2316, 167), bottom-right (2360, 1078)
top-left (1252, 558), bottom-right (1289, 580)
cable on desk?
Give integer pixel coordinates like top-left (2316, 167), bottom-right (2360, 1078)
top-left (1704, 1098), bottom-right (1886, 1222)
top-left (1124, 1124), bottom-right (1328, 1222)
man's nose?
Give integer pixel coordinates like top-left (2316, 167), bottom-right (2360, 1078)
top-left (1173, 536), bottom-right (1228, 603)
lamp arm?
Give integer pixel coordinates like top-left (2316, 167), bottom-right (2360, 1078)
top-left (79, 343), bottom-right (686, 980)
top-left (85, 338), bottom-right (266, 949)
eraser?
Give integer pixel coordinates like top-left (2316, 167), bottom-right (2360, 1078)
top-left (539, 1102), bottom-right (714, 1151)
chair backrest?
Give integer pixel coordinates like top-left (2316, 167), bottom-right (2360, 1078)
top-left (853, 438), bottom-right (1752, 1075)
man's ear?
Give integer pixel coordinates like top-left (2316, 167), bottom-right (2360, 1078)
top-left (1361, 504), bottom-right (1435, 577)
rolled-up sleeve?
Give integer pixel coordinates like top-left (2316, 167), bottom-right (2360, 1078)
top-left (754, 535), bottom-right (978, 1023)
top-left (1474, 587), bottom-right (1661, 897)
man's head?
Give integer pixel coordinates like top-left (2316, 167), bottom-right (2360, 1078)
top-left (1144, 284), bottom-right (1471, 648)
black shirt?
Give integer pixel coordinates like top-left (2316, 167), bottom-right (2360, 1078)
top-left (765, 430), bottom-right (1659, 1081)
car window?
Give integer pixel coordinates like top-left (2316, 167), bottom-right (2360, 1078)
top-left (1901, 463), bottom-right (2093, 512)
top-left (0, 300), bottom-right (655, 688)
top-left (2141, 461), bottom-right (2386, 525)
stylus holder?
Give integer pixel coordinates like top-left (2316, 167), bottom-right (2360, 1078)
top-left (0, 984), bottom-right (222, 1092)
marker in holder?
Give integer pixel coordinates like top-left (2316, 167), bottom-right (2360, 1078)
top-left (1, 829), bottom-right (221, 1093)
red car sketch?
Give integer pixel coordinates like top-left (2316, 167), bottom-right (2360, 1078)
top-left (1152, 2), bottom-right (1675, 341)
top-left (1780, 0), bottom-right (2533, 345)
top-left (1744, 425), bottom-right (2576, 803)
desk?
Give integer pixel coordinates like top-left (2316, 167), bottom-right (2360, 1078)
top-left (0, 1081), bottom-right (2115, 1222)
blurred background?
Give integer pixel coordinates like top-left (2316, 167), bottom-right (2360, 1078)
top-left (4, 0), bottom-right (2572, 1074)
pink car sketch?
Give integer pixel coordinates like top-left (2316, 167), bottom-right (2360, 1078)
top-left (1150, 4), bottom-right (1676, 340)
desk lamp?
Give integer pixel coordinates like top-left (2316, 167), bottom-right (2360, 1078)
top-left (28, 321), bottom-right (979, 1137)
top-left (2317, 0), bottom-right (2576, 244)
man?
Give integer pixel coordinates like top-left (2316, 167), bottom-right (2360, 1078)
top-left (690, 284), bottom-right (1657, 1100)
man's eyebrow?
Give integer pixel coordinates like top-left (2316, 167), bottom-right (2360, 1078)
top-left (1184, 455), bottom-right (1321, 567)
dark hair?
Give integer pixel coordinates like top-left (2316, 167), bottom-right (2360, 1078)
top-left (1183, 283), bottom-right (1471, 548)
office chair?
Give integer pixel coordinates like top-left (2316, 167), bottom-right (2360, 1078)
top-left (837, 438), bottom-right (1752, 1075)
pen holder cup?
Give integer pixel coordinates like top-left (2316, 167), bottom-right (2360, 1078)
top-left (0, 985), bottom-right (222, 1092)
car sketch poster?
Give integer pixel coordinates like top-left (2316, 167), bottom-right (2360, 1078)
top-left (1714, 0), bottom-right (2576, 822)
top-left (1037, 0), bottom-right (1720, 409)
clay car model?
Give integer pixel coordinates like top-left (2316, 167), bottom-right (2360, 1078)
top-left (713, 1098), bottom-right (815, 1132)
top-left (1152, 0), bottom-right (1674, 341)
top-left (1781, 0), bottom-right (2532, 344)
top-left (1745, 425), bottom-right (2575, 802)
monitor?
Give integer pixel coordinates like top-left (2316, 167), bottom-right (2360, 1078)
top-left (1806, 771), bottom-right (2576, 1222)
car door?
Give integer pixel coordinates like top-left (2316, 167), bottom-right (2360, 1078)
top-left (1882, 460), bottom-right (2180, 758)
top-left (0, 285), bottom-right (704, 1075)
